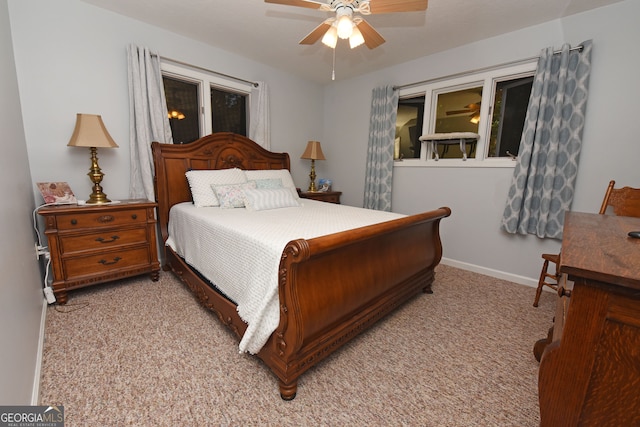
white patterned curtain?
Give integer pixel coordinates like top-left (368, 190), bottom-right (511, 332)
top-left (249, 81), bottom-right (270, 150)
top-left (127, 44), bottom-right (173, 201)
top-left (363, 86), bottom-right (398, 211)
top-left (501, 40), bottom-right (592, 239)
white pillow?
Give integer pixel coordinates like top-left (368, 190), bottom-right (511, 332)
top-left (244, 188), bottom-right (302, 211)
top-left (185, 168), bottom-right (247, 207)
top-left (244, 170), bottom-right (299, 199)
top-left (211, 181), bottom-right (257, 209)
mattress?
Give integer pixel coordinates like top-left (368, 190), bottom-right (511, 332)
top-left (166, 200), bottom-right (404, 353)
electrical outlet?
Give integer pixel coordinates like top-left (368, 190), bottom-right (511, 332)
top-left (35, 243), bottom-right (48, 260)
top-left (43, 286), bottom-right (56, 304)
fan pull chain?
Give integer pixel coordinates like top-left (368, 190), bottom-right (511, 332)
top-left (332, 47), bottom-right (336, 81)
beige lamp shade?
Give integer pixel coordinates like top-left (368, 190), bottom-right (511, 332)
top-left (67, 114), bottom-right (119, 148)
top-left (300, 140), bottom-right (326, 160)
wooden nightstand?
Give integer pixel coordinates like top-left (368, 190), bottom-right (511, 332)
top-left (298, 190), bottom-right (342, 204)
top-left (38, 199), bottom-right (160, 304)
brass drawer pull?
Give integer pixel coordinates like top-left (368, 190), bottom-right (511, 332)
top-left (95, 235), bottom-right (120, 244)
top-left (98, 215), bottom-right (115, 223)
top-left (98, 257), bottom-right (121, 266)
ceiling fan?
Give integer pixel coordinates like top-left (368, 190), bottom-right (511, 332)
top-left (446, 102), bottom-right (481, 116)
top-left (264, 0), bottom-right (429, 50)
top-left (446, 103), bottom-right (482, 124)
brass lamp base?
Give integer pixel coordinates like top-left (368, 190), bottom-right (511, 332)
top-left (86, 147), bottom-right (111, 204)
top-left (307, 159), bottom-right (317, 192)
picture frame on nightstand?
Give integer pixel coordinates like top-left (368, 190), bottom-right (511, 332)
top-left (318, 178), bottom-right (332, 192)
top-left (36, 182), bottom-right (77, 204)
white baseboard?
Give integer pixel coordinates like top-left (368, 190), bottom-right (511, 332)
top-left (440, 257), bottom-right (539, 288)
top-left (31, 297), bottom-right (47, 405)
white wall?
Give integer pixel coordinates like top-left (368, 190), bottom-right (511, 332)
top-left (323, 0), bottom-right (640, 285)
top-left (0, 0), bottom-right (46, 405)
top-left (8, 0), bottom-right (325, 204)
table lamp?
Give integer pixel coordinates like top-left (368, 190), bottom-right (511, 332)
top-left (67, 113), bottom-right (119, 204)
top-left (300, 141), bottom-right (326, 192)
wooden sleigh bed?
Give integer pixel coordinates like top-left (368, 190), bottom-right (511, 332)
top-left (151, 132), bottom-right (451, 400)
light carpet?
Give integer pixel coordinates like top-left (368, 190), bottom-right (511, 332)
top-left (39, 264), bottom-right (555, 426)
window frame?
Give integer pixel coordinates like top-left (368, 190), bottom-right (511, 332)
top-left (161, 61), bottom-right (252, 139)
top-left (395, 61), bottom-right (536, 169)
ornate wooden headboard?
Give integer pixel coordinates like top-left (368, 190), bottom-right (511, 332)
top-left (151, 132), bottom-right (290, 244)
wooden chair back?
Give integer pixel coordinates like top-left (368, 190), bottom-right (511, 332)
top-left (599, 180), bottom-right (640, 217)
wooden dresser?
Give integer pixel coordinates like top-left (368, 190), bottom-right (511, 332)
top-left (38, 199), bottom-right (160, 304)
top-left (538, 211), bottom-right (640, 426)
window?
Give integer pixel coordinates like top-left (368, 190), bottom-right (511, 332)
top-left (161, 62), bottom-right (251, 144)
top-left (163, 76), bottom-right (200, 144)
top-left (432, 84), bottom-right (483, 159)
top-left (396, 96), bottom-right (424, 159)
top-left (395, 62), bottom-right (536, 165)
top-left (210, 88), bottom-right (247, 135)
top-left (488, 76), bottom-right (533, 158)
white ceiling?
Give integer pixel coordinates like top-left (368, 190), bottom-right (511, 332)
top-left (81, 0), bottom-right (621, 84)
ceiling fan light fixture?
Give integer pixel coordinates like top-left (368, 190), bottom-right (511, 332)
top-left (321, 25), bottom-right (338, 48)
top-left (336, 15), bottom-right (353, 39)
top-left (349, 26), bottom-right (364, 48)
top-left (269, 0), bottom-right (428, 52)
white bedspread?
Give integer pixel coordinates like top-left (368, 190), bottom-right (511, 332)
top-left (166, 200), bottom-right (404, 354)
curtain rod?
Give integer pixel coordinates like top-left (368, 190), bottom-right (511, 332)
top-left (155, 54), bottom-right (259, 87)
top-left (394, 45), bottom-right (583, 91)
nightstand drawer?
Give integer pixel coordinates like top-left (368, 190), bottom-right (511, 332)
top-left (63, 247), bottom-right (151, 279)
top-left (60, 228), bottom-right (148, 254)
top-left (299, 190), bottom-right (342, 204)
top-left (55, 208), bottom-right (147, 230)
top-left (318, 193), bottom-right (340, 203)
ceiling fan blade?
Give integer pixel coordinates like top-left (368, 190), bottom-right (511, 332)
top-left (446, 109), bottom-right (473, 116)
top-left (367, 0), bottom-right (428, 14)
top-left (264, 0), bottom-right (326, 10)
top-left (299, 21), bottom-right (332, 45)
top-left (447, 102), bottom-right (481, 115)
top-left (356, 19), bottom-right (385, 49)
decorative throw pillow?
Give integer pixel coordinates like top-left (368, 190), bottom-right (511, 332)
top-left (244, 170), bottom-right (300, 199)
top-left (211, 181), bottom-right (257, 209)
top-left (185, 168), bottom-right (247, 207)
top-left (244, 188), bottom-right (302, 211)
top-left (251, 178), bottom-right (283, 189)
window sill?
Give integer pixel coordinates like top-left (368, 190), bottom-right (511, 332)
top-left (393, 158), bottom-right (517, 169)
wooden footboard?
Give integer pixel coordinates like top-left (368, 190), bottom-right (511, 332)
top-left (261, 207), bottom-right (451, 399)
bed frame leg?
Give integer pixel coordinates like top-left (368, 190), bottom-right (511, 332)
top-left (279, 381), bottom-right (297, 401)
